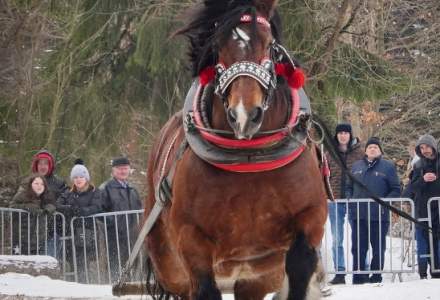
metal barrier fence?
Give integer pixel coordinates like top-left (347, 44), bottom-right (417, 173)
top-left (70, 210), bottom-right (145, 284)
top-left (322, 198), bottom-right (416, 282)
top-left (0, 208), bottom-right (68, 278)
top-left (0, 207), bottom-right (145, 284)
top-left (427, 197), bottom-right (440, 274)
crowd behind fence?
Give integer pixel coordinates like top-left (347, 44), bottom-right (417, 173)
top-left (322, 198), bottom-right (417, 282)
top-left (1, 198), bottom-right (440, 284)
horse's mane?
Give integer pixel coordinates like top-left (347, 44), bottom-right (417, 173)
top-left (175, 0), bottom-right (283, 77)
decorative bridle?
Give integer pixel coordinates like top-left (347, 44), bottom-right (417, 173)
top-left (211, 14), bottom-right (303, 112)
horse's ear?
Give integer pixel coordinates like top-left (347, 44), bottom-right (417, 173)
top-left (254, 0), bottom-right (278, 18)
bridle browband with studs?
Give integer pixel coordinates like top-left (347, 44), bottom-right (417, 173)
top-left (213, 14), bottom-right (300, 111)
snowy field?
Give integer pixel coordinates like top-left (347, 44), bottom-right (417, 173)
top-left (0, 272), bottom-right (439, 299)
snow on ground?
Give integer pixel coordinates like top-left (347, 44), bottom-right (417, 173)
top-left (1, 272), bottom-right (439, 300)
top-left (0, 255), bottom-right (58, 269)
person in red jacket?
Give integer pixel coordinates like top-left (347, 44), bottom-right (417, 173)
top-left (31, 150), bottom-right (68, 199)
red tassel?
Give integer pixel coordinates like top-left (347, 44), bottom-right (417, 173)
top-left (288, 68), bottom-right (306, 89)
top-left (199, 66), bottom-right (216, 86)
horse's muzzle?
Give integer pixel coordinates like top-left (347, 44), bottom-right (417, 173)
top-left (227, 106), bottom-right (264, 140)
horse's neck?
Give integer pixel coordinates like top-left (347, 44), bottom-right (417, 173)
top-left (210, 87), bottom-right (290, 132)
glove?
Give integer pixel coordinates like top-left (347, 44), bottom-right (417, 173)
top-left (44, 204), bottom-right (56, 215)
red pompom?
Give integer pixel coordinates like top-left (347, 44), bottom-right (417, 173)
top-left (275, 63), bottom-right (286, 76)
top-left (275, 63), bottom-right (306, 89)
top-left (199, 66), bottom-right (216, 86)
top-left (287, 68), bottom-right (306, 89)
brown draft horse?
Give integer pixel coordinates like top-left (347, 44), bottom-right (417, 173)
top-left (145, 1), bottom-right (328, 299)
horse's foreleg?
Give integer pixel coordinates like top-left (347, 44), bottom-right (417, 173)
top-left (285, 232), bottom-right (321, 300)
top-left (177, 224), bottom-right (222, 300)
top-left (285, 206), bottom-right (326, 300)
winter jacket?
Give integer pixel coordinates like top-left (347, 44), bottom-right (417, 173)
top-left (346, 156), bottom-right (401, 221)
top-left (327, 137), bottom-right (365, 199)
top-left (56, 185), bottom-right (103, 247)
top-left (45, 174), bottom-right (69, 199)
top-left (56, 185), bottom-right (103, 218)
top-left (9, 189), bottom-right (56, 254)
top-left (99, 178), bottom-right (142, 240)
top-left (100, 178), bottom-right (142, 212)
top-left (404, 135), bottom-right (440, 225)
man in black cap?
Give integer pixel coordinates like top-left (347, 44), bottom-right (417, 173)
top-left (327, 123), bottom-right (364, 285)
top-left (100, 156), bottom-right (142, 282)
top-left (346, 137), bottom-right (400, 284)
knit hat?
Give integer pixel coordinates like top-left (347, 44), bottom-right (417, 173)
top-left (111, 156), bottom-right (130, 167)
top-left (334, 123), bottom-right (353, 145)
top-left (415, 134), bottom-right (438, 158)
top-left (335, 123), bottom-right (352, 135)
top-left (70, 159), bottom-right (90, 181)
top-left (365, 136), bottom-right (383, 153)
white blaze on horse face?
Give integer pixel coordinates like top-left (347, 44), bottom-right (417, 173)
top-left (236, 99), bottom-right (248, 138)
top-left (232, 27), bottom-right (250, 50)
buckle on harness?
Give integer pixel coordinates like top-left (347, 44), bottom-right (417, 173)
top-left (184, 112), bottom-right (196, 132)
top-left (158, 177), bottom-right (172, 204)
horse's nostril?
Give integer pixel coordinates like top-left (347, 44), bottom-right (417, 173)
top-left (227, 108), bottom-right (237, 123)
top-left (250, 107), bottom-right (263, 123)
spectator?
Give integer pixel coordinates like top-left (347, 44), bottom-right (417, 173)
top-left (404, 134), bottom-right (440, 279)
top-left (31, 150), bottom-right (68, 199)
top-left (9, 174), bottom-right (56, 255)
top-left (100, 156), bottom-right (142, 281)
top-left (346, 137), bottom-right (401, 284)
top-left (56, 159), bottom-right (103, 283)
top-left (327, 123), bottom-right (364, 285)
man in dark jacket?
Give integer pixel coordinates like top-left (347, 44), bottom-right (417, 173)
top-left (31, 150), bottom-right (68, 199)
top-left (346, 137), bottom-right (400, 284)
top-left (404, 134), bottom-right (440, 279)
top-left (99, 156), bottom-right (142, 282)
top-left (327, 123), bottom-right (364, 285)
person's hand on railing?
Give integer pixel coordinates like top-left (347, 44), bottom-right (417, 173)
top-left (44, 204), bottom-right (56, 215)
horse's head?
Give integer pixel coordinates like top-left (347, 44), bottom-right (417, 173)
top-left (178, 0), bottom-right (283, 140)
top-left (215, 12), bottom-right (276, 140)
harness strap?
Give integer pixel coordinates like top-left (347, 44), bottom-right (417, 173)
top-left (115, 136), bottom-right (188, 288)
top-left (114, 199), bottom-right (165, 288)
top-left (158, 138), bottom-right (188, 203)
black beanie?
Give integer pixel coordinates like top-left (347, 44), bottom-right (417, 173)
top-left (111, 156), bottom-right (130, 167)
top-left (335, 123), bottom-right (352, 135)
top-left (334, 123), bottom-right (353, 145)
top-left (365, 136), bottom-right (383, 153)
